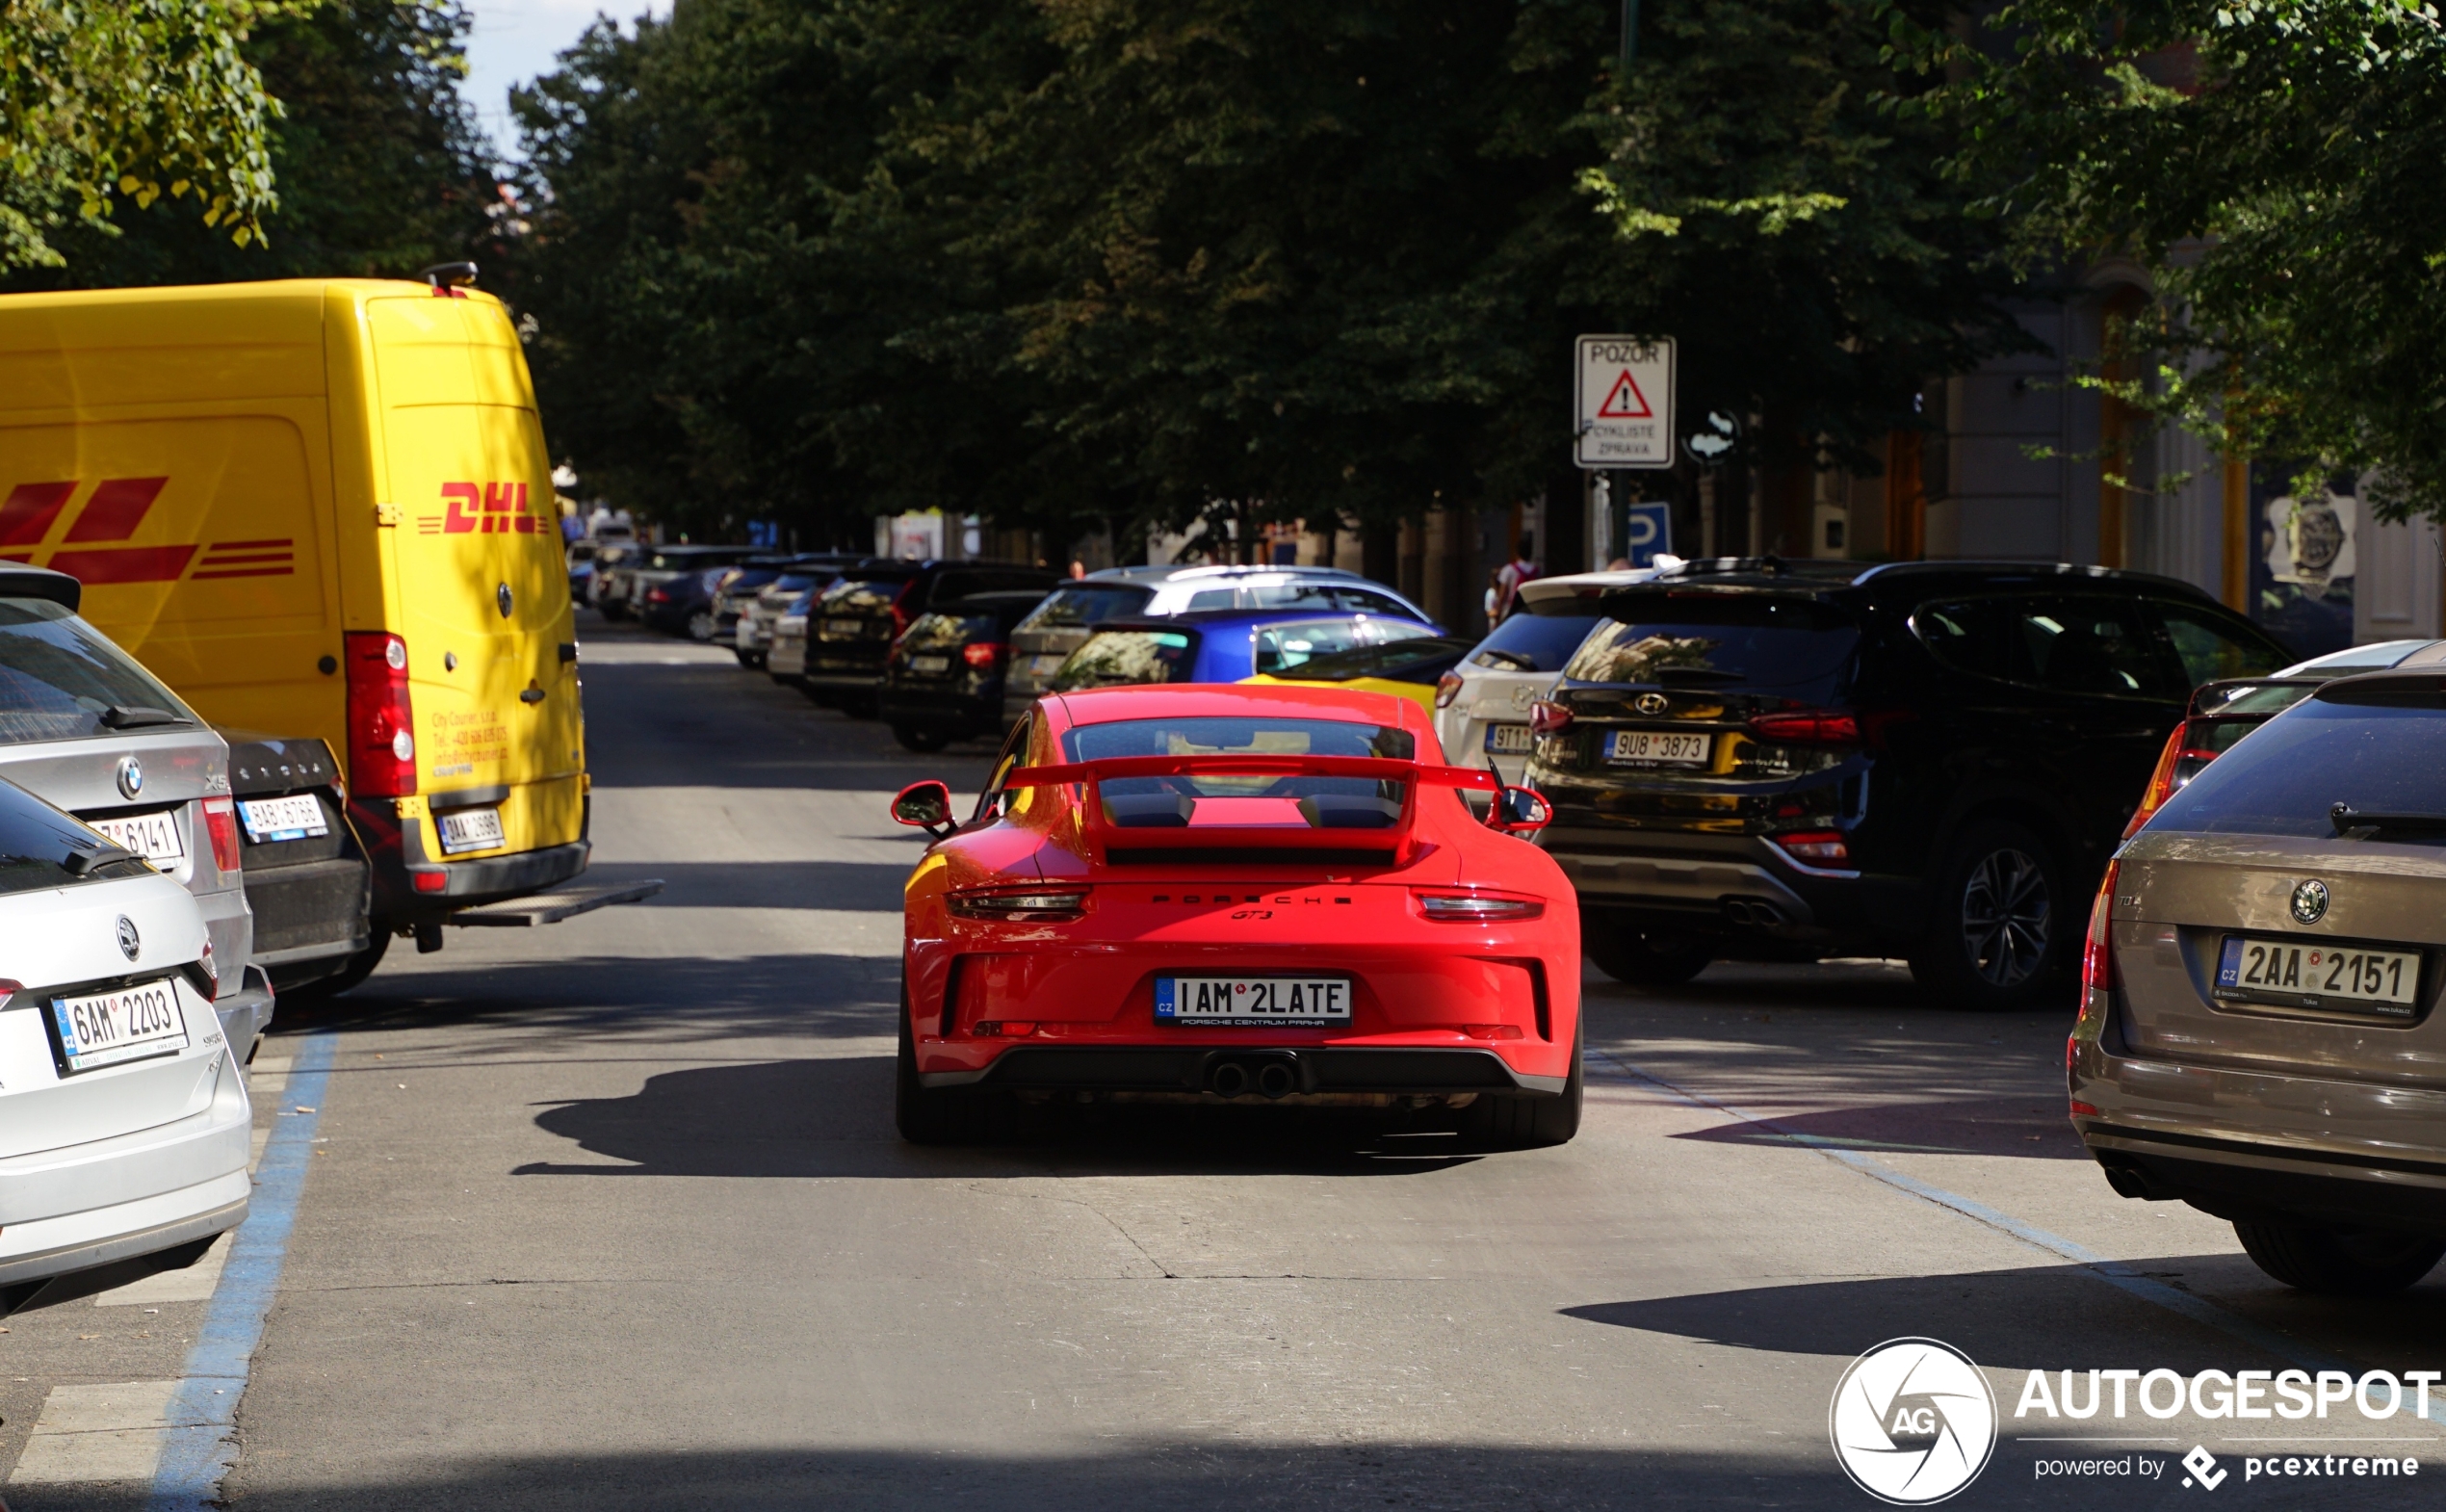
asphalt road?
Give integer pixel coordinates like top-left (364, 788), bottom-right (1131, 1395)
top-left (6, 614), bottom-right (2445, 1510)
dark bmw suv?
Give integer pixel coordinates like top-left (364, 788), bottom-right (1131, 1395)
top-left (1528, 560), bottom-right (2293, 1009)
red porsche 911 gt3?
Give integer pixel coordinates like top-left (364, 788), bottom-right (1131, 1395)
top-left (888, 683), bottom-right (1582, 1148)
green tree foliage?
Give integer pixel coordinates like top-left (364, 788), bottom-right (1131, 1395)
top-left (512, 0), bottom-right (2022, 544)
top-left (1907, 0), bottom-right (2446, 516)
top-left (8, 0), bottom-right (501, 288)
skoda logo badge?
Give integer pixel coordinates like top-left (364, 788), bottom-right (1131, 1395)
top-left (116, 915), bottom-right (141, 962)
top-left (115, 755), bottom-right (143, 800)
top-left (1634, 692), bottom-right (1670, 716)
top-left (2292, 878), bottom-right (2330, 925)
top-left (497, 582), bottom-right (514, 618)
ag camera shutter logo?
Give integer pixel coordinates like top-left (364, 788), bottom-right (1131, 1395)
top-left (1830, 1338), bottom-right (1997, 1503)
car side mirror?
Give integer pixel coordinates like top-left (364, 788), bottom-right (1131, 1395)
top-left (1490, 785), bottom-right (1551, 833)
top-left (891, 780), bottom-right (954, 839)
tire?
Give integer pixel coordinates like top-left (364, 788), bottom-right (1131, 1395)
top-left (893, 724), bottom-right (950, 753)
top-left (687, 611), bottom-right (716, 641)
top-left (734, 650), bottom-right (765, 669)
top-left (1910, 818), bottom-right (2066, 1011)
top-left (2234, 1219), bottom-right (2446, 1295)
top-left (1582, 911), bottom-right (1712, 986)
top-left (1460, 1025), bottom-right (1583, 1150)
top-left (896, 989), bottom-right (984, 1145)
top-left (281, 925), bottom-right (392, 1001)
top-left (599, 602), bottom-right (628, 621)
top-left (843, 691), bottom-right (879, 719)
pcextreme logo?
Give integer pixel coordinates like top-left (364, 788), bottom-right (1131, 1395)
top-left (1831, 1339), bottom-right (1999, 1504)
top-left (420, 482), bottom-right (544, 535)
top-left (0, 477), bottom-right (291, 583)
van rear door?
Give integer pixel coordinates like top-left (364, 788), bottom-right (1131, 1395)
top-left (367, 296), bottom-right (581, 854)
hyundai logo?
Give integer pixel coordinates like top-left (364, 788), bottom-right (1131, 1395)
top-left (2291, 878), bottom-right (2329, 925)
top-left (1634, 692), bottom-right (1669, 716)
top-left (116, 915), bottom-right (141, 961)
top-left (115, 755), bottom-right (143, 800)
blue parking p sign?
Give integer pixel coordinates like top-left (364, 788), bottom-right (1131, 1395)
top-left (1624, 501), bottom-right (1673, 567)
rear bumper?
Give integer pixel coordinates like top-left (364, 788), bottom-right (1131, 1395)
top-left (2074, 1040), bottom-right (2446, 1232)
top-left (924, 1044), bottom-right (1567, 1096)
top-left (879, 687), bottom-right (1002, 733)
top-left (215, 967), bottom-right (275, 1050)
top-left (1540, 828), bottom-right (1919, 948)
top-left (243, 855), bottom-right (372, 964)
top-left (352, 795), bottom-right (591, 925)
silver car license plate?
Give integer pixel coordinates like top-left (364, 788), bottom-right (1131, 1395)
top-left (910, 654), bottom-right (950, 674)
top-left (51, 979), bottom-right (188, 1074)
top-left (1484, 722), bottom-right (1531, 755)
top-left (2215, 935), bottom-right (2422, 1016)
top-left (1605, 729), bottom-right (1711, 766)
top-left (239, 795), bottom-right (327, 843)
top-left (1156, 975), bottom-right (1352, 1026)
top-left (88, 810), bottom-right (185, 863)
top-left (823, 617), bottom-right (864, 637)
top-left (437, 806), bottom-right (507, 855)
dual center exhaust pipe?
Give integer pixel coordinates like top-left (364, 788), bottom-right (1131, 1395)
top-left (1208, 1055), bottom-right (1299, 1100)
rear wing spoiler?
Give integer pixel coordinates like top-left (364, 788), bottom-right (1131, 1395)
top-left (1000, 754), bottom-right (1501, 861)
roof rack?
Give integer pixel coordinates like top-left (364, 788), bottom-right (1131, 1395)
top-left (1846, 560), bottom-right (2216, 598)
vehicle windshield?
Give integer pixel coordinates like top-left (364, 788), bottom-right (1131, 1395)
top-left (1018, 585), bottom-right (1156, 631)
top-left (1471, 610), bottom-right (1601, 673)
top-left (1054, 629), bottom-right (1198, 689)
top-left (0, 777), bottom-right (148, 894)
top-left (1271, 636), bottom-right (1474, 684)
top-left (2147, 698), bottom-right (2446, 839)
top-left (0, 600), bottom-right (198, 744)
top-left (1063, 716), bottom-right (1417, 825)
top-left (1253, 618), bottom-right (1431, 675)
top-left (1567, 593), bottom-right (1859, 695)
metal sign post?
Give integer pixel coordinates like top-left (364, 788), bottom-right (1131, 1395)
top-left (1574, 336), bottom-right (1675, 470)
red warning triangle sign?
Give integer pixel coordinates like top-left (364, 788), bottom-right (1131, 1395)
top-left (1597, 369), bottom-right (1653, 419)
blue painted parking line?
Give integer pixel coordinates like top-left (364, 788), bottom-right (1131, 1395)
top-left (1589, 1047), bottom-right (2446, 1428)
top-left (146, 1030), bottom-right (338, 1512)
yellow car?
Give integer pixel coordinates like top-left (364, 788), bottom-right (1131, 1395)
top-left (1240, 635), bottom-right (1477, 717)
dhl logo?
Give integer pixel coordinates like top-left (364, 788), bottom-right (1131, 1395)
top-left (421, 482), bottom-right (542, 535)
top-left (0, 478), bottom-right (293, 584)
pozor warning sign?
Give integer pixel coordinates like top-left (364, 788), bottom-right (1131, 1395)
top-left (1574, 335), bottom-right (1676, 469)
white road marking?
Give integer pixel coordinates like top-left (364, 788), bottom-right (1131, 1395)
top-left (7, 1380), bottom-right (181, 1484)
top-left (93, 1234), bottom-right (232, 1307)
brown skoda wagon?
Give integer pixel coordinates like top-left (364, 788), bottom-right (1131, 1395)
top-left (2074, 666), bottom-right (2446, 1294)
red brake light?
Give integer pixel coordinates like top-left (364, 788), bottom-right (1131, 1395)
top-left (2123, 721), bottom-right (2217, 839)
top-left (2082, 859), bottom-right (2121, 995)
top-left (1413, 890), bottom-right (1546, 922)
top-left (200, 796), bottom-right (241, 874)
top-left (343, 632), bottom-right (417, 797)
top-left (1528, 700), bottom-right (1573, 736)
top-left (1461, 1024), bottom-right (1524, 1040)
top-left (1769, 830), bottom-right (1850, 867)
top-left (963, 641), bottom-right (1006, 669)
top-left (645, 587), bottom-right (670, 604)
top-left (1434, 673), bottom-right (1462, 710)
top-left (972, 1021), bottom-right (1039, 1037)
top-left (1750, 709), bottom-right (1860, 743)
top-left (890, 581), bottom-right (916, 639)
top-left (947, 888), bottom-right (1089, 922)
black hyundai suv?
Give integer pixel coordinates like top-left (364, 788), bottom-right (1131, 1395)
top-left (1527, 560), bottom-right (2294, 1009)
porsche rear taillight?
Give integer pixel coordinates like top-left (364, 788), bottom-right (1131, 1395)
top-left (200, 796), bottom-right (241, 874)
top-left (2082, 860), bottom-right (2120, 995)
top-left (948, 888), bottom-right (1089, 922)
top-left (1413, 890), bottom-right (1545, 922)
top-left (344, 632), bottom-right (417, 796)
top-left (1434, 673), bottom-right (1462, 710)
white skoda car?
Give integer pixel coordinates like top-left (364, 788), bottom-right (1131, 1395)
top-left (0, 777), bottom-right (250, 1287)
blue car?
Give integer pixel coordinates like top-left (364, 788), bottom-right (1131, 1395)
top-left (1050, 606), bottom-right (1444, 691)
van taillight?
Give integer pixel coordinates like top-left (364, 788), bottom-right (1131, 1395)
top-left (200, 796), bottom-right (242, 873)
top-left (345, 632), bottom-right (417, 796)
top-left (2081, 860), bottom-right (2120, 995)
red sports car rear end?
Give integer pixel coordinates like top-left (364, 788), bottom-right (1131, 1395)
top-left (890, 684), bottom-right (1581, 1147)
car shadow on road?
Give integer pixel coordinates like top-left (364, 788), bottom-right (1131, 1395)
top-left (509, 1056), bottom-right (1483, 1180)
top-left (1668, 1096), bottom-right (2091, 1160)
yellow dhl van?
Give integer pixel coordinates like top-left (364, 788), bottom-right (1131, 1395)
top-left (0, 276), bottom-right (593, 954)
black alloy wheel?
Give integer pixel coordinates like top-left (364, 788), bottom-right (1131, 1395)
top-left (1911, 819), bottom-right (2064, 1010)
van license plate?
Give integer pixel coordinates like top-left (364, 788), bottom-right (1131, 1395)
top-left (2215, 936), bottom-right (2422, 1016)
top-left (1484, 723), bottom-right (1532, 755)
top-left (1605, 729), bottom-right (1711, 766)
top-left (1156, 976), bottom-right (1352, 1026)
top-left (51, 980), bottom-right (187, 1074)
top-left (87, 811), bottom-right (185, 863)
top-left (238, 795), bottom-right (327, 843)
top-left (437, 807), bottom-right (507, 855)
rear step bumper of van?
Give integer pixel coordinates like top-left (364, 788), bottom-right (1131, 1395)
top-left (406, 840), bottom-right (590, 903)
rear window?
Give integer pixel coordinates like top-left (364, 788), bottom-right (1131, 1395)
top-left (0, 778), bottom-right (147, 894)
top-left (1565, 593), bottom-right (1858, 693)
top-left (902, 613), bottom-right (994, 649)
top-left (0, 601), bottom-right (196, 744)
top-left (1244, 582), bottom-right (1416, 617)
top-left (2148, 699), bottom-right (2446, 839)
top-left (1472, 611), bottom-right (1601, 673)
top-left (825, 578), bottom-right (913, 614)
top-left (1062, 716), bottom-right (1416, 827)
top-left (1055, 629), bottom-right (1200, 689)
top-left (1018, 585), bottom-right (1155, 631)
top-left (1254, 618), bottom-right (1429, 675)
top-left (926, 570), bottom-right (1054, 605)
top-left (1275, 636), bottom-right (1473, 685)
